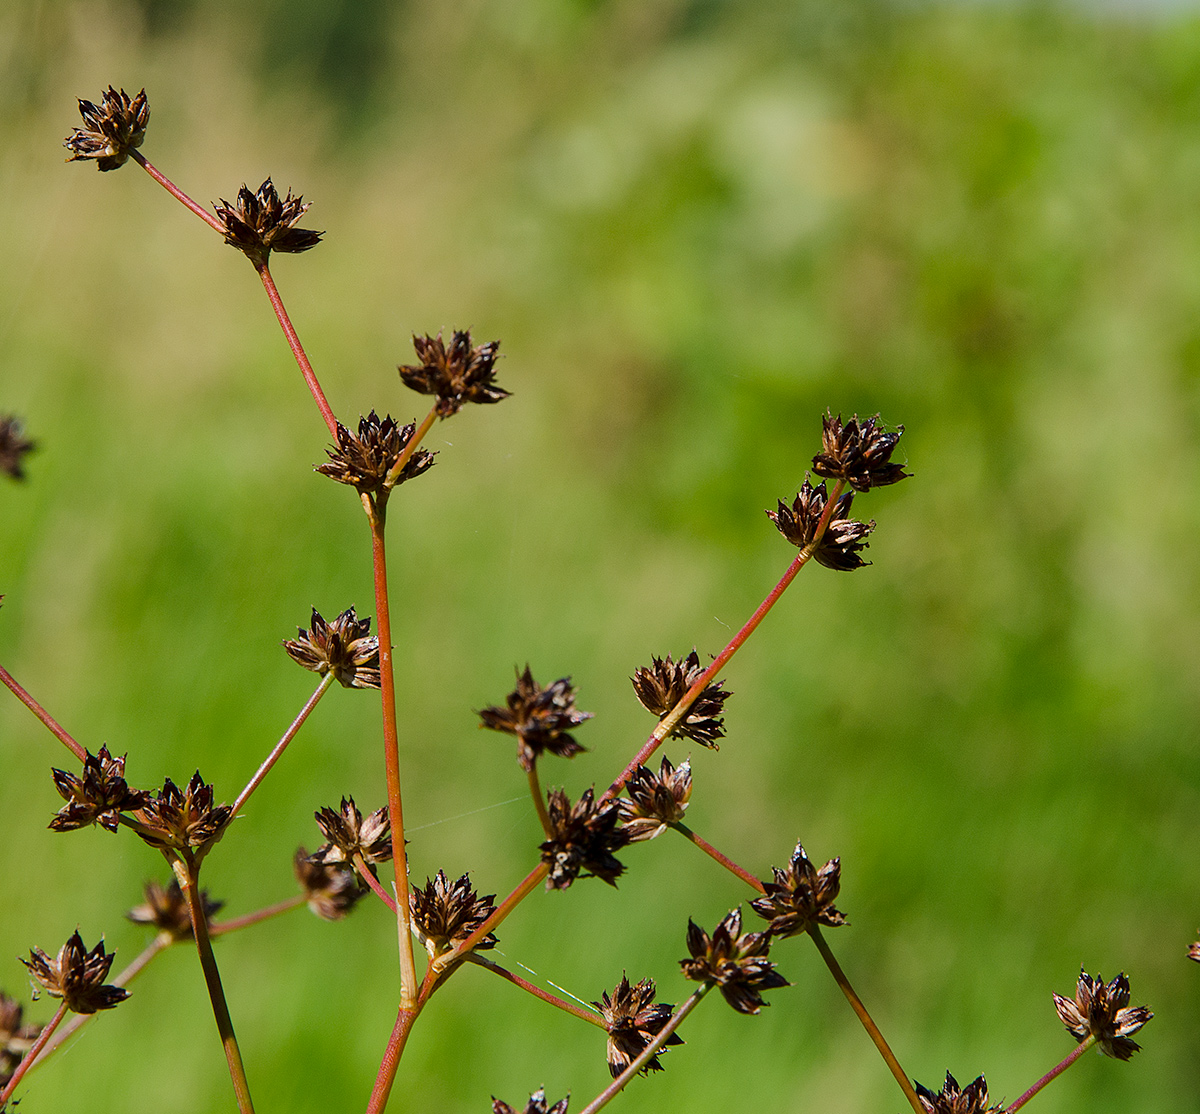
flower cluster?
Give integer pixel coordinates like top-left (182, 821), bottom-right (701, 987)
top-left (915, 1072), bottom-right (1002, 1114)
top-left (1053, 970), bottom-right (1152, 1060)
top-left (283, 607), bottom-right (381, 689)
top-left (478, 667), bottom-right (592, 771)
top-left (811, 412), bottom-right (909, 492)
top-left (0, 415), bottom-right (36, 480)
top-left (214, 179), bottom-right (322, 265)
top-left (48, 747), bottom-right (149, 833)
top-left (127, 878), bottom-right (223, 942)
top-left (594, 975), bottom-right (682, 1077)
top-left (679, 907), bottom-right (787, 1014)
top-left (630, 650), bottom-right (730, 748)
top-left (410, 871), bottom-right (497, 956)
top-left (0, 994), bottom-right (42, 1087)
top-left (491, 1089), bottom-right (568, 1114)
top-left (317, 411), bottom-right (436, 499)
top-left (293, 847), bottom-right (368, 921)
top-left (399, 331), bottom-right (508, 417)
top-left (309, 798), bottom-right (393, 871)
top-left (21, 931), bottom-right (129, 1015)
top-left (132, 772), bottom-right (232, 858)
top-left (767, 479), bottom-right (874, 571)
top-left (617, 757), bottom-right (692, 842)
top-left (750, 841), bottom-right (845, 938)
top-left (540, 788), bottom-right (628, 890)
top-left (63, 86), bottom-right (149, 171)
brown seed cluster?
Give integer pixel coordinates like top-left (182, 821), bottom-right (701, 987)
top-left (594, 975), bottom-right (683, 1078)
top-left (915, 1072), bottom-right (1002, 1114)
top-left (49, 747), bottom-right (150, 833)
top-left (317, 411), bottom-right (436, 499)
top-left (132, 772), bottom-right (232, 858)
top-left (214, 179), bottom-right (322, 266)
top-left (1190, 939), bottom-right (1200, 963)
top-left (679, 907), bottom-right (788, 1015)
top-left (491, 1089), bottom-right (569, 1114)
top-left (283, 607), bottom-right (381, 690)
top-left (630, 651), bottom-right (730, 748)
top-left (410, 871), bottom-right (497, 956)
top-left (127, 878), bottom-right (223, 942)
top-left (750, 841), bottom-right (846, 938)
top-left (0, 415), bottom-right (36, 480)
top-left (292, 848), bottom-right (366, 921)
top-left (812, 412), bottom-right (909, 492)
top-left (309, 798), bottom-right (393, 871)
top-left (1053, 969), bottom-right (1152, 1060)
top-left (767, 479), bottom-right (874, 571)
top-left (399, 331), bottom-right (508, 418)
top-left (21, 931), bottom-right (129, 1015)
top-left (617, 757), bottom-right (692, 842)
top-left (63, 86), bottom-right (149, 171)
top-left (540, 788), bottom-right (628, 890)
top-left (478, 667), bottom-right (592, 771)
top-left (0, 993), bottom-right (42, 1087)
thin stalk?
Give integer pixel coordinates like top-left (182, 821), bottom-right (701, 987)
top-left (211, 894), bottom-right (307, 935)
top-left (364, 993), bottom-right (425, 1114)
top-left (383, 404), bottom-right (439, 489)
top-left (576, 984), bottom-right (710, 1114)
top-left (604, 481), bottom-right (846, 801)
top-left (0, 1001), bottom-right (68, 1107)
top-left (255, 262), bottom-right (339, 437)
top-left (1004, 1036), bottom-right (1094, 1113)
top-left (451, 861), bottom-right (548, 963)
top-left (174, 858), bottom-right (256, 1114)
top-left (672, 823), bottom-right (765, 892)
top-left (130, 151), bottom-right (225, 233)
top-left (353, 852), bottom-right (399, 913)
top-left (808, 925), bottom-right (922, 1114)
top-left (366, 506), bottom-right (419, 1009)
top-left (464, 952), bottom-right (605, 1028)
top-left (527, 762), bottom-right (552, 837)
top-left (231, 673), bottom-right (334, 816)
top-left (32, 936), bottom-right (167, 1068)
top-left (0, 665), bottom-right (86, 760)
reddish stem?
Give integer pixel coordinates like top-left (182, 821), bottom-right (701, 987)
top-left (255, 263), bottom-right (339, 437)
top-left (465, 953), bottom-right (605, 1028)
top-left (452, 861), bottom-right (548, 962)
top-left (131, 151), bottom-right (225, 233)
top-left (673, 823), bottom-right (765, 892)
top-left (365, 965), bottom-right (436, 1114)
top-left (1004, 1036), bottom-right (1094, 1112)
top-left (384, 405), bottom-right (439, 489)
top-left (353, 852), bottom-right (399, 914)
top-left (0, 665), bottom-right (86, 760)
top-left (0, 1001), bottom-right (68, 1106)
top-left (211, 894), bottom-right (308, 935)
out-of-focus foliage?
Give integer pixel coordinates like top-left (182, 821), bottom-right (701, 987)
top-left (2, 1), bottom-right (1199, 1111)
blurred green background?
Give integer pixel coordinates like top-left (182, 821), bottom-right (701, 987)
top-left (3, 0), bottom-right (1200, 1110)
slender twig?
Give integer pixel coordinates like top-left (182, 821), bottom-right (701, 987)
top-left (527, 762), bottom-right (552, 837)
top-left (673, 823), bottom-right (765, 892)
top-left (174, 858), bottom-right (256, 1114)
top-left (808, 925), bottom-right (922, 1114)
top-left (576, 984), bottom-right (710, 1114)
top-left (211, 894), bottom-right (308, 935)
top-left (130, 151), bottom-right (225, 233)
top-left (451, 861), bottom-right (548, 962)
top-left (0, 1001), bottom-right (68, 1107)
top-left (1004, 1037), bottom-right (1095, 1112)
top-left (383, 404), bottom-right (439, 489)
top-left (255, 262), bottom-right (339, 437)
top-left (465, 952), bottom-right (605, 1028)
top-left (365, 964), bottom-right (437, 1114)
top-left (353, 852), bottom-right (399, 913)
top-left (0, 665), bottom-right (86, 760)
top-left (232, 673), bottom-right (334, 816)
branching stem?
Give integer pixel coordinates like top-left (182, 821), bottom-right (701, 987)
top-left (1004, 1036), bottom-right (1095, 1112)
top-left (672, 823), bottom-right (765, 892)
top-left (131, 150), bottom-right (225, 233)
top-left (0, 665), bottom-right (86, 760)
top-left (465, 953), bottom-right (605, 1028)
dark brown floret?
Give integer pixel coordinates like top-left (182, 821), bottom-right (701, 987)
top-left (915, 1073), bottom-right (1002, 1114)
top-left (0, 416), bottom-right (36, 480)
top-left (126, 878), bottom-right (223, 942)
top-left (293, 847), bottom-right (366, 921)
top-left (1190, 940), bottom-right (1200, 963)
top-left (750, 840), bottom-right (846, 938)
top-left (478, 666), bottom-right (592, 771)
top-left (399, 330), bottom-right (508, 418)
top-left (491, 1089), bottom-right (569, 1114)
top-left (283, 607), bottom-right (381, 689)
top-left (594, 975), bottom-right (683, 1077)
top-left (540, 787), bottom-right (629, 890)
top-left (767, 478), bottom-right (874, 571)
top-left (63, 86), bottom-right (149, 171)
top-left (214, 178), bottom-right (322, 266)
top-left (0, 992), bottom-right (43, 1086)
top-left (1053, 969), bottom-right (1152, 1060)
top-left (811, 412), bottom-right (909, 492)
top-left (617, 757), bottom-right (692, 842)
top-left (679, 906), bottom-right (788, 1014)
top-left (309, 797), bottom-right (393, 870)
top-left (631, 650), bottom-right (730, 748)
top-left (21, 931), bottom-right (129, 1015)
top-left (410, 871), bottom-right (497, 956)
top-left (49, 746), bottom-right (150, 833)
top-left (132, 772), bottom-right (232, 858)
top-left (316, 411), bottom-right (436, 499)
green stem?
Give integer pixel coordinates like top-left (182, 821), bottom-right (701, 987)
top-left (0, 1001), bottom-right (67, 1107)
top-left (808, 925), bottom-right (921, 1114)
top-left (672, 823), bottom-right (765, 892)
top-left (464, 952), bottom-right (605, 1028)
top-left (0, 664), bottom-right (86, 760)
top-left (130, 151), bottom-right (226, 233)
top-left (1004, 1036), bottom-right (1095, 1112)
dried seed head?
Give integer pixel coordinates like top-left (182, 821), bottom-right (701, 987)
top-left (1053, 969), bottom-right (1152, 1060)
top-left (410, 871), bottom-right (497, 956)
top-left (292, 847), bottom-right (366, 920)
top-left (0, 992), bottom-right (43, 1087)
top-left (214, 178), bottom-right (322, 266)
top-left (811, 412), bottom-right (909, 493)
top-left (21, 931), bottom-right (129, 1014)
top-left (310, 797), bottom-right (393, 870)
top-left (617, 757), bottom-right (692, 842)
top-left (491, 1089), bottom-right (569, 1114)
top-left (316, 411), bottom-right (436, 498)
top-left (0, 416), bottom-right (36, 481)
top-left (127, 878), bottom-right (223, 942)
top-left (284, 607), bottom-right (381, 689)
top-left (679, 906), bottom-right (788, 1015)
top-left (49, 746), bottom-right (150, 833)
top-left (63, 86), bottom-right (149, 171)
top-left (478, 666), bottom-right (592, 772)
top-left (540, 787), bottom-right (628, 891)
top-left (750, 840), bottom-right (846, 938)
top-left (399, 330), bottom-right (509, 418)
top-left (631, 650), bottom-right (729, 748)
top-left (915, 1073), bottom-right (1002, 1114)
top-left (594, 975), bottom-right (683, 1077)
top-left (1190, 939), bottom-right (1200, 963)
top-left (767, 478), bottom-right (874, 571)
top-left (132, 772), bottom-right (232, 857)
